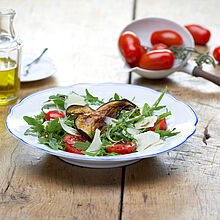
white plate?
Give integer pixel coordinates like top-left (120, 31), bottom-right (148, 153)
top-left (5, 83), bottom-right (198, 168)
top-left (20, 54), bottom-right (56, 82)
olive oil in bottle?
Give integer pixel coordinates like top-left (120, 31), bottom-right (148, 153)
top-left (0, 8), bottom-right (22, 105)
top-left (0, 57), bottom-right (20, 105)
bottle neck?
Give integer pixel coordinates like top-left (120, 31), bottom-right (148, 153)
top-left (0, 9), bottom-right (16, 43)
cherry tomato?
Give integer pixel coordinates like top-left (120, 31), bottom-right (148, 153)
top-left (151, 30), bottom-right (183, 47)
top-left (119, 31), bottom-right (140, 51)
top-left (45, 110), bottom-right (65, 121)
top-left (213, 46), bottom-right (220, 63)
top-left (185, 24), bottom-right (210, 45)
top-left (63, 134), bottom-right (88, 155)
top-left (106, 142), bottom-right (136, 154)
top-left (149, 118), bottom-right (167, 131)
top-left (151, 43), bottom-right (169, 51)
top-left (138, 49), bottom-right (174, 70)
top-left (140, 45), bottom-right (147, 54)
top-left (118, 31), bottom-right (141, 64)
top-left (129, 45), bottom-right (147, 68)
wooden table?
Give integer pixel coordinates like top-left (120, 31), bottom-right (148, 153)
top-left (1, 0), bottom-right (220, 219)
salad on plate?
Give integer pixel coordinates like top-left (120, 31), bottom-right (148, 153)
top-left (23, 87), bottom-right (180, 156)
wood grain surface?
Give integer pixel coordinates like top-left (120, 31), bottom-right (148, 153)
top-left (0, 0), bottom-right (132, 219)
top-left (122, 1), bottom-right (220, 220)
top-left (0, 0), bottom-right (220, 219)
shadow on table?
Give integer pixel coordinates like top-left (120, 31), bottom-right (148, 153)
top-left (36, 154), bottom-right (172, 187)
top-left (36, 154), bottom-right (122, 187)
top-left (124, 157), bottom-right (173, 185)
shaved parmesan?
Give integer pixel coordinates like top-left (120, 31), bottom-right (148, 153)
top-left (135, 116), bottom-right (157, 129)
top-left (105, 117), bottom-right (118, 126)
top-left (86, 129), bottom-right (102, 152)
top-left (64, 93), bottom-right (86, 109)
top-left (134, 131), bottom-right (160, 152)
top-left (151, 139), bottom-right (163, 147)
top-left (59, 118), bottom-right (78, 135)
top-left (127, 127), bottom-right (140, 136)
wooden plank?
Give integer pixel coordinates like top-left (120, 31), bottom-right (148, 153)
top-left (122, 0), bottom-right (220, 219)
top-left (0, 0), bottom-right (134, 219)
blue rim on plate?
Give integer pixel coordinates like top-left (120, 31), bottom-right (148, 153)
top-left (5, 83), bottom-right (198, 161)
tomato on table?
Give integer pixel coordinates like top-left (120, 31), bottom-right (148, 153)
top-left (106, 142), bottom-right (136, 154)
top-left (45, 110), bottom-right (65, 121)
top-left (138, 49), bottom-right (174, 70)
top-left (185, 24), bottom-right (210, 45)
top-left (151, 30), bottom-right (183, 47)
top-left (213, 46), bottom-right (220, 63)
top-left (149, 118), bottom-right (167, 131)
top-left (151, 43), bottom-right (169, 51)
top-left (63, 134), bottom-right (88, 155)
top-left (118, 31), bottom-right (142, 64)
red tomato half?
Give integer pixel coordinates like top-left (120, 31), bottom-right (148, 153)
top-left (151, 43), bottom-right (169, 51)
top-left (149, 118), bottom-right (167, 131)
top-left (45, 110), bottom-right (65, 121)
top-left (213, 46), bottom-right (220, 63)
top-left (151, 30), bottom-right (183, 47)
top-left (106, 142), bottom-right (136, 154)
top-left (185, 24), bottom-right (210, 45)
top-left (138, 49), bottom-right (174, 70)
top-left (118, 31), bottom-right (142, 64)
top-left (63, 134), bottom-right (88, 155)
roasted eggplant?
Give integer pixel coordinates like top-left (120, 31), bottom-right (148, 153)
top-left (115, 104), bottom-right (138, 119)
top-left (66, 105), bottom-right (94, 116)
top-left (96, 99), bottom-right (136, 118)
top-left (74, 112), bottom-right (106, 141)
top-left (74, 99), bottom-right (137, 140)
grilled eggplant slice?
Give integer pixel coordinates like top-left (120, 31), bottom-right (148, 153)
top-left (66, 105), bottom-right (94, 116)
top-left (74, 112), bottom-right (106, 141)
top-left (74, 99), bottom-right (137, 140)
top-left (96, 99), bottom-right (136, 118)
top-left (115, 104), bottom-right (138, 119)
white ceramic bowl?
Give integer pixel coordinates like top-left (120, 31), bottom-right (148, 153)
top-left (5, 83), bottom-right (198, 168)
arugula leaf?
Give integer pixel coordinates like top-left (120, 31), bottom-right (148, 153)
top-left (83, 89), bottom-right (104, 106)
top-left (46, 118), bottom-right (62, 133)
top-left (154, 126), bottom-right (180, 138)
top-left (34, 111), bottom-right (46, 122)
top-left (81, 151), bottom-right (97, 156)
top-left (157, 111), bottom-right (171, 121)
top-left (142, 103), bottom-right (151, 116)
top-left (114, 93), bottom-right (120, 100)
top-left (152, 86), bottom-right (167, 108)
top-left (38, 136), bottom-right (64, 150)
top-left (42, 93), bottom-right (67, 110)
top-left (64, 115), bottom-right (77, 128)
top-left (48, 137), bottom-right (61, 150)
top-left (24, 128), bottom-right (38, 136)
top-left (142, 103), bottom-right (166, 117)
top-left (41, 103), bottom-right (56, 110)
top-left (82, 146), bottom-right (120, 156)
top-left (38, 137), bottom-right (49, 144)
top-left (23, 116), bottom-right (44, 132)
top-left (48, 94), bottom-right (67, 100)
top-left (74, 141), bottom-right (90, 150)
